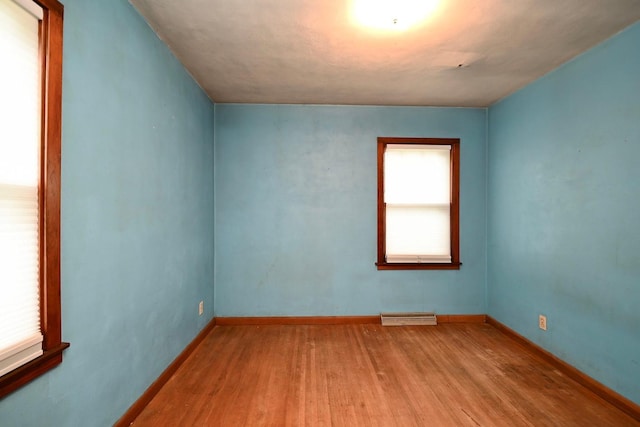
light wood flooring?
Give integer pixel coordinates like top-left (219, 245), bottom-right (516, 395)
top-left (133, 323), bottom-right (638, 426)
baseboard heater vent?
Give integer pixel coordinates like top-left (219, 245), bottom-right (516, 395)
top-left (380, 312), bottom-right (437, 326)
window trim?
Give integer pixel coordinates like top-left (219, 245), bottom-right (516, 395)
top-left (376, 137), bottom-right (461, 270)
top-left (0, 0), bottom-right (68, 398)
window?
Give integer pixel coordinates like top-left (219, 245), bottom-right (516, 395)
top-left (376, 137), bottom-right (460, 270)
top-left (0, 0), bottom-right (67, 398)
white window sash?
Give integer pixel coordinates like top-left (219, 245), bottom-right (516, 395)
top-left (0, 334), bottom-right (43, 377)
top-left (11, 0), bottom-right (43, 20)
top-left (386, 254), bottom-right (452, 264)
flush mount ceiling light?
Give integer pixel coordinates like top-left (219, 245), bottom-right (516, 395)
top-left (351, 0), bottom-right (441, 31)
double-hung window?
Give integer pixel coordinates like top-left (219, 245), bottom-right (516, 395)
top-left (0, 0), bottom-right (66, 398)
top-left (377, 137), bottom-right (460, 270)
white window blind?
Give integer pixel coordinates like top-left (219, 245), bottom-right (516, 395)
top-left (384, 144), bottom-right (452, 263)
top-left (0, 0), bottom-right (43, 377)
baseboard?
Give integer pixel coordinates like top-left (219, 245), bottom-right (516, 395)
top-left (438, 314), bottom-right (487, 323)
top-left (215, 315), bottom-right (380, 325)
top-left (486, 316), bottom-right (640, 421)
top-left (114, 318), bottom-right (217, 427)
top-left (215, 314), bottom-right (487, 326)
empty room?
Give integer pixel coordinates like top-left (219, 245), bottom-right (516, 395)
top-left (0, 0), bottom-right (639, 425)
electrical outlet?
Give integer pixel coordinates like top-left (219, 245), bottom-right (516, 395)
top-left (539, 314), bottom-right (547, 331)
top-left (198, 300), bottom-right (204, 316)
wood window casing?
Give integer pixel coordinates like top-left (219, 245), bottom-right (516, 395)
top-left (376, 137), bottom-right (460, 270)
top-left (0, 0), bottom-right (68, 398)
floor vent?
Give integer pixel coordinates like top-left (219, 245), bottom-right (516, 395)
top-left (380, 312), bottom-right (437, 326)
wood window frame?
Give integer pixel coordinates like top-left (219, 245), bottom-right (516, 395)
top-left (0, 0), bottom-right (68, 398)
top-left (376, 137), bottom-right (461, 270)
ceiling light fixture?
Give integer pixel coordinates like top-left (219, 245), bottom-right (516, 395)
top-left (351, 0), bottom-right (441, 31)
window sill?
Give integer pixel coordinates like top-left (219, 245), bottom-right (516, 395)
top-left (0, 342), bottom-right (70, 398)
top-left (376, 262), bottom-right (461, 270)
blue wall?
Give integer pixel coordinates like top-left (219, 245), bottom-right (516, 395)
top-left (214, 105), bottom-right (487, 316)
top-left (0, 0), bottom-right (215, 425)
top-left (487, 22), bottom-right (640, 404)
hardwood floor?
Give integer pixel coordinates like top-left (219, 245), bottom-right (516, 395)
top-left (133, 324), bottom-right (638, 426)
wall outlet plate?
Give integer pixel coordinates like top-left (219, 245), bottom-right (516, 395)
top-left (539, 314), bottom-right (547, 331)
top-left (199, 301), bottom-right (204, 316)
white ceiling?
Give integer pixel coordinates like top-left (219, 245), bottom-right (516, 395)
top-left (130, 0), bottom-right (640, 107)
